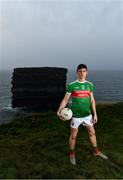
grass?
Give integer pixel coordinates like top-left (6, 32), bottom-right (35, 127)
top-left (0, 102), bottom-right (123, 179)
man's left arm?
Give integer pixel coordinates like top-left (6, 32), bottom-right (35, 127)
top-left (90, 92), bottom-right (98, 124)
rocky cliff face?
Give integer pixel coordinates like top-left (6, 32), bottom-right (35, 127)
top-left (11, 67), bottom-right (68, 111)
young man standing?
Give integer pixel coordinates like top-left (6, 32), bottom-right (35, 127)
top-left (57, 64), bottom-right (108, 165)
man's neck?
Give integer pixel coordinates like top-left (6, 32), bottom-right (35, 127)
top-left (77, 78), bottom-right (86, 82)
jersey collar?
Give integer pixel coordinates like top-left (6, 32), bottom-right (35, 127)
top-left (76, 80), bottom-right (87, 83)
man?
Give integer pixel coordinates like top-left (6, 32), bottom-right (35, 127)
top-left (57, 64), bottom-right (108, 165)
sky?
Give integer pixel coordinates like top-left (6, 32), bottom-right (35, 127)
top-left (0, 0), bottom-right (123, 71)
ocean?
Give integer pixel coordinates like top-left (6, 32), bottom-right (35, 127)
top-left (0, 70), bottom-right (123, 124)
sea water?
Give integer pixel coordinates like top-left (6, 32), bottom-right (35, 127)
top-left (0, 70), bottom-right (123, 123)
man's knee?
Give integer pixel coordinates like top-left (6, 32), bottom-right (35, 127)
top-left (70, 134), bottom-right (77, 140)
top-left (88, 129), bottom-right (95, 137)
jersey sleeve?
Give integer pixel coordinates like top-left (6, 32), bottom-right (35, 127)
top-left (66, 83), bottom-right (72, 94)
top-left (90, 83), bottom-right (94, 93)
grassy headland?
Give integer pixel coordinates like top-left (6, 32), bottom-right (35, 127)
top-left (0, 102), bottom-right (123, 179)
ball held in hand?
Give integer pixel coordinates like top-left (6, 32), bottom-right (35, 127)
top-left (60, 107), bottom-right (73, 120)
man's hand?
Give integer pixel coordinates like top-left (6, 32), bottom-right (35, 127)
top-left (92, 114), bottom-right (98, 124)
top-left (57, 110), bottom-right (65, 121)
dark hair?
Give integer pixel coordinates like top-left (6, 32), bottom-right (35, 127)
top-left (77, 64), bottom-right (87, 72)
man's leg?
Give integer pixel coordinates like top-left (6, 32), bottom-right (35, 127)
top-left (69, 128), bottom-right (78, 165)
top-left (86, 126), bottom-right (97, 147)
top-left (86, 126), bottom-right (108, 159)
top-left (69, 127), bottom-right (78, 150)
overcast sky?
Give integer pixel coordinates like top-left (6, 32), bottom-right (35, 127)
top-left (0, 0), bottom-right (123, 71)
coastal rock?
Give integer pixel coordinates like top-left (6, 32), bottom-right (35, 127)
top-left (11, 67), bottom-right (68, 111)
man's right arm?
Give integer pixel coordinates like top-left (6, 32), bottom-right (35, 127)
top-left (57, 93), bottom-right (71, 120)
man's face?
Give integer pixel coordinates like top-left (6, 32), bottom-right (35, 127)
top-left (77, 68), bottom-right (87, 79)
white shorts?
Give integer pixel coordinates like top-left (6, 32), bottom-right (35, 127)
top-left (70, 114), bottom-right (93, 128)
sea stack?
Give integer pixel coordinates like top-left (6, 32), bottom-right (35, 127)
top-left (11, 67), bottom-right (68, 111)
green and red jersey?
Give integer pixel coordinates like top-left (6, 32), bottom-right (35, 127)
top-left (66, 80), bottom-right (94, 118)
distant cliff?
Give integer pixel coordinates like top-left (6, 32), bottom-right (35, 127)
top-left (11, 67), bottom-right (68, 110)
